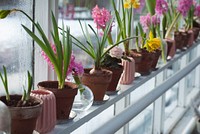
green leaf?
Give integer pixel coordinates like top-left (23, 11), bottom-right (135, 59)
top-left (26, 71), bottom-right (32, 100)
top-left (145, 0), bottom-right (156, 15)
top-left (0, 66), bottom-right (10, 101)
top-left (0, 10), bottom-right (14, 19)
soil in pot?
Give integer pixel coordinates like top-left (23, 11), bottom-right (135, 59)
top-left (130, 49), bottom-right (154, 75)
top-left (81, 68), bottom-right (112, 101)
top-left (0, 95), bottom-right (42, 134)
top-left (37, 81), bottom-right (78, 120)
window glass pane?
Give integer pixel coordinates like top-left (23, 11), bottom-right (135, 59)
top-left (0, 1), bottom-right (33, 95)
top-left (58, 0), bottom-right (113, 67)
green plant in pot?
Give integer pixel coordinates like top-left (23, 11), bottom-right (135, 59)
top-left (0, 66), bottom-right (43, 134)
top-left (91, 5), bottom-right (124, 93)
top-left (70, 18), bottom-right (134, 101)
top-left (132, 23), bottom-right (161, 75)
top-left (0, 9), bottom-right (78, 120)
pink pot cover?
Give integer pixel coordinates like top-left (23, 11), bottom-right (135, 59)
top-left (31, 89), bottom-right (56, 134)
top-left (120, 57), bottom-right (135, 84)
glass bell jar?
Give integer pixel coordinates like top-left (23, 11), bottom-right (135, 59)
top-left (72, 84), bottom-right (94, 111)
top-left (0, 101), bottom-right (11, 134)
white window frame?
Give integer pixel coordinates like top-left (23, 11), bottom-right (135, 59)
top-left (34, 0), bottom-right (58, 88)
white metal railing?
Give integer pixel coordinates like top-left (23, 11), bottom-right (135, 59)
top-left (93, 52), bottom-right (200, 134)
top-left (51, 41), bottom-right (200, 134)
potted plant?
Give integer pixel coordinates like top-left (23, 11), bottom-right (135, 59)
top-left (0, 66), bottom-right (43, 134)
top-left (70, 16), bottom-right (134, 101)
top-left (0, 9), bottom-right (78, 120)
top-left (91, 5), bottom-right (124, 92)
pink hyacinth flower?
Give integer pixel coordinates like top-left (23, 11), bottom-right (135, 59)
top-left (155, 0), bottom-right (168, 16)
top-left (195, 5), bottom-right (200, 17)
top-left (177, 0), bottom-right (193, 17)
top-left (92, 5), bottom-right (113, 31)
top-left (41, 45), bottom-right (84, 77)
top-left (140, 13), bottom-right (151, 32)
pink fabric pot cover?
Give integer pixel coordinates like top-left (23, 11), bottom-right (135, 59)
top-left (31, 89), bottom-right (56, 134)
top-left (120, 57), bottom-right (135, 84)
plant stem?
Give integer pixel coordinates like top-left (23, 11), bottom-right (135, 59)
top-left (165, 12), bottom-right (181, 39)
top-left (124, 40), bottom-right (130, 56)
top-left (107, 33), bottom-right (113, 45)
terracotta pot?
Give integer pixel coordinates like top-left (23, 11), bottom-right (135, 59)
top-left (81, 68), bottom-right (112, 101)
top-left (180, 31), bottom-right (189, 48)
top-left (164, 38), bottom-right (176, 60)
top-left (0, 95), bottom-right (43, 134)
top-left (130, 49), bottom-right (153, 75)
top-left (104, 66), bottom-right (123, 91)
top-left (187, 29), bottom-right (194, 47)
top-left (31, 89), bottom-right (56, 133)
top-left (37, 81), bottom-right (78, 120)
top-left (120, 57), bottom-right (135, 84)
top-left (151, 50), bottom-right (161, 70)
top-left (192, 27), bottom-right (200, 41)
top-left (174, 31), bottom-right (184, 50)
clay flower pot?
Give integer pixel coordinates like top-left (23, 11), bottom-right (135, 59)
top-left (81, 68), bottom-right (112, 101)
top-left (130, 49), bottom-right (153, 75)
top-left (120, 57), bottom-right (135, 84)
top-left (174, 31), bottom-right (184, 50)
top-left (31, 89), bottom-right (56, 133)
top-left (164, 38), bottom-right (176, 60)
top-left (192, 27), bottom-right (200, 41)
top-left (37, 81), bottom-right (78, 120)
top-left (151, 50), bottom-right (161, 70)
top-left (187, 29), bottom-right (194, 47)
top-left (0, 95), bottom-right (43, 134)
top-left (104, 66), bottom-right (123, 91)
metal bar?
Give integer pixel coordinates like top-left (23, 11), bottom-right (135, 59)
top-left (92, 56), bottom-right (200, 134)
top-left (178, 55), bottom-right (187, 107)
top-left (153, 72), bottom-right (165, 134)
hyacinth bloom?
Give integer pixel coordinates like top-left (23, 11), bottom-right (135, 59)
top-left (92, 5), bottom-right (112, 30)
top-left (177, 0), bottom-right (193, 17)
top-left (140, 14), bottom-right (151, 32)
top-left (155, 0), bottom-right (168, 16)
top-left (195, 5), bottom-right (200, 17)
top-left (41, 45), bottom-right (84, 77)
top-left (144, 31), bottom-right (161, 52)
top-left (140, 13), bottom-right (160, 32)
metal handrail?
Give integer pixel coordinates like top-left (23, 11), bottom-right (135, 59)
top-left (92, 56), bottom-right (200, 134)
top-left (56, 42), bottom-right (200, 134)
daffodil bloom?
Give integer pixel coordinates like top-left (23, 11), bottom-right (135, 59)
top-left (124, 0), bottom-right (140, 9)
top-left (144, 31), bottom-right (161, 52)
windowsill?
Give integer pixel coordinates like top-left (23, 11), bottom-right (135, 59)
top-left (48, 40), bottom-right (200, 134)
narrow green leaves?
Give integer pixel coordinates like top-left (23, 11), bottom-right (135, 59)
top-left (0, 66), bottom-right (10, 101)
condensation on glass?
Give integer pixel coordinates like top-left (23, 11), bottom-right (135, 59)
top-left (0, 1), bottom-right (33, 95)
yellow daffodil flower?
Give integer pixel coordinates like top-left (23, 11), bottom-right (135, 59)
top-left (124, 0), bottom-right (140, 9)
top-left (144, 31), bottom-right (161, 52)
